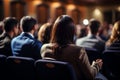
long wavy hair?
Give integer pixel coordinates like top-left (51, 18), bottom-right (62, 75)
top-left (49, 15), bottom-right (75, 59)
top-left (106, 21), bottom-right (120, 46)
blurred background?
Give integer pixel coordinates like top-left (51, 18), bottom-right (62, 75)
top-left (1, 0), bottom-right (120, 25)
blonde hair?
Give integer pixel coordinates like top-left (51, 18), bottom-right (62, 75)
top-left (106, 21), bottom-right (120, 46)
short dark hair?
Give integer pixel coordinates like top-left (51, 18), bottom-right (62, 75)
top-left (89, 19), bottom-right (100, 34)
top-left (20, 16), bottom-right (37, 32)
top-left (3, 17), bottom-right (18, 32)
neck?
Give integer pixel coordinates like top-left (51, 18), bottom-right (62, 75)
top-left (7, 31), bottom-right (14, 38)
top-left (88, 31), bottom-right (97, 35)
top-left (29, 30), bottom-right (34, 35)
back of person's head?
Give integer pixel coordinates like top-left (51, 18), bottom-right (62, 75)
top-left (3, 17), bottom-right (18, 32)
top-left (20, 16), bottom-right (37, 32)
top-left (88, 19), bottom-right (100, 34)
top-left (50, 15), bottom-right (75, 45)
top-left (106, 20), bottom-right (120, 46)
top-left (112, 21), bottom-right (120, 38)
top-left (38, 23), bottom-right (52, 44)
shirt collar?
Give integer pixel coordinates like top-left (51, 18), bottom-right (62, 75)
top-left (87, 34), bottom-right (96, 37)
top-left (22, 32), bottom-right (34, 38)
top-left (28, 32), bottom-right (34, 38)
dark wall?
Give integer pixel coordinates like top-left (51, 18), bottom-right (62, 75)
top-left (0, 0), bottom-right (4, 21)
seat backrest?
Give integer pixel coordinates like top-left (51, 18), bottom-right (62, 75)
top-left (0, 54), bottom-right (6, 65)
top-left (0, 54), bottom-right (7, 79)
top-left (35, 59), bottom-right (77, 80)
top-left (102, 50), bottom-right (120, 80)
top-left (85, 48), bottom-right (102, 64)
top-left (6, 56), bottom-right (36, 80)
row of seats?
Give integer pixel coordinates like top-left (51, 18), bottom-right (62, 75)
top-left (0, 55), bottom-right (77, 80)
top-left (82, 48), bottom-right (120, 80)
top-left (102, 50), bottom-right (120, 80)
top-left (85, 48), bottom-right (102, 64)
top-left (0, 49), bottom-right (120, 80)
top-left (0, 48), bottom-right (101, 80)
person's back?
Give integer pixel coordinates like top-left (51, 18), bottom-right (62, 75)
top-left (41, 15), bottom-right (103, 80)
top-left (76, 19), bottom-right (105, 53)
top-left (0, 17), bottom-right (18, 56)
top-left (11, 16), bottom-right (42, 60)
top-left (105, 21), bottom-right (120, 50)
top-left (41, 43), bottom-right (103, 80)
top-left (0, 32), bottom-right (12, 56)
top-left (76, 34), bottom-right (105, 52)
top-left (105, 40), bottom-right (120, 50)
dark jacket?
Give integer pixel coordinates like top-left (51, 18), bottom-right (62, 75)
top-left (0, 32), bottom-right (12, 56)
top-left (105, 40), bottom-right (120, 50)
top-left (76, 34), bottom-right (105, 53)
top-left (11, 32), bottom-right (42, 60)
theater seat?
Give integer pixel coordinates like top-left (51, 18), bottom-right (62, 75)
top-left (102, 50), bottom-right (120, 80)
top-left (85, 48), bottom-right (102, 64)
top-left (6, 56), bottom-right (36, 80)
top-left (0, 54), bottom-right (7, 79)
top-left (35, 59), bottom-right (77, 80)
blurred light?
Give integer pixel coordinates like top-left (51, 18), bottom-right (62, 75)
top-left (33, 0), bottom-right (42, 6)
top-left (92, 8), bottom-right (103, 23)
top-left (118, 6), bottom-right (120, 11)
top-left (67, 4), bottom-right (76, 10)
top-left (94, 8), bottom-right (101, 16)
top-left (83, 19), bottom-right (89, 25)
top-left (51, 2), bottom-right (61, 8)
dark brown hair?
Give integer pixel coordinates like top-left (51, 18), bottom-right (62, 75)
top-left (50, 15), bottom-right (75, 46)
top-left (3, 17), bottom-right (18, 32)
top-left (20, 16), bottom-right (37, 32)
top-left (89, 19), bottom-right (100, 34)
